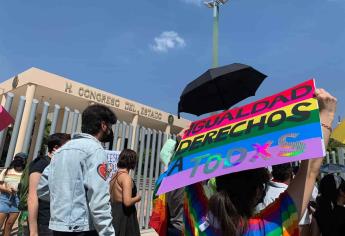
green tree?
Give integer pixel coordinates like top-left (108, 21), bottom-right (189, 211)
top-left (39, 120), bottom-right (51, 156)
top-left (327, 138), bottom-right (345, 152)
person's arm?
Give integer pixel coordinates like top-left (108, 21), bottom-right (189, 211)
top-left (310, 216), bottom-right (320, 236)
top-left (28, 173), bottom-right (41, 236)
top-left (0, 169), bottom-right (12, 194)
top-left (37, 165), bottom-right (50, 202)
top-left (85, 148), bottom-right (115, 236)
top-left (120, 175), bottom-right (141, 207)
top-left (287, 88), bottom-right (337, 220)
top-left (0, 182), bottom-right (12, 194)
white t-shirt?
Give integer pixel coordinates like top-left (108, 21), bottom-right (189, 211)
top-left (256, 181), bottom-right (288, 212)
top-left (299, 185), bottom-right (318, 225)
top-left (256, 180), bottom-right (318, 225)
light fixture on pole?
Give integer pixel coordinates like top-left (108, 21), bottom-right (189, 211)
top-left (204, 0), bottom-right (229, 68)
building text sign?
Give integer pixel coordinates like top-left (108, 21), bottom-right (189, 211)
top-left (65, 82), bottom-right (162, 120)
top-left (156, 79), bottom-right (325, 195)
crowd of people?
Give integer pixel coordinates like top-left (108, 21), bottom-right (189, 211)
top-left (0, 88), bottom-right (342, 236)
top-left (0, 105), bottom-right (142, 236)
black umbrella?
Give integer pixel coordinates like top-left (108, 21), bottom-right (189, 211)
top-left (178, 63), bottom-right (267, 117)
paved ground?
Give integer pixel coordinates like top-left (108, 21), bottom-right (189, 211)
top-left (141, 229), bottom-right (159, 236)
top-left (9, 226), bottom-right (158, 236)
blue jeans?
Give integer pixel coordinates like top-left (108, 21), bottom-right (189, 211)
top-left (0, 193), bottom-right (19, 213)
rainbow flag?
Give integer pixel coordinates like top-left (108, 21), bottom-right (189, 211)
top-left (0, 105), bottom-right (13, 132)
top-left (184, 183), bottom-right (218, 236)
top-left (157, 79), bottom-right (325, 195)
top-left (183, 183), bottom-right (299, 236)
top-left (149, 193), bottom-right (168, 236)
top-left (149, 173), bottom-right (169, 236)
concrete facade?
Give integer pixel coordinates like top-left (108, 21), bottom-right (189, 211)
top-left (0, 67), bottom-right (190, 153)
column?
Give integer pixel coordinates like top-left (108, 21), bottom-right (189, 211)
top-left (55, 108), bottom-right (65, 133)
top-left (0, 94), bottom-right (6, 107)
top-left (28, 116), bottom-right (40, 162)
top-left (15, 84), bottom-right (36, 154)
top-left (130, 114), bottom-right (139, 149)
top-left (165, 124), bottom-right (171, 135)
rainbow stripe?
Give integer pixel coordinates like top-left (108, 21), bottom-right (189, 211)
top-left (245, 191), bottom-right (299, 236)
top-left (149, 194), bottom-right (168, 236)
top-left (182, 80), bottom-right (315, 139)
top-left (183, 183), bottom-right (299, 236)
top-left (184, 183), bottom-right (218, 236)
top-left (157, 80), bottom-right (325, 195)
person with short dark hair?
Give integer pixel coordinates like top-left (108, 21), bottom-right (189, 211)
top-left (256, 163), bottom-right (293, 212)
top-left (271, 163), bottom-right (293, 183)
top-left (38, 104), bottom-right (117, 236)
top-left (28, 133), bottom-right (70, 236)
top-left (110, 149), bottom-right (141, 236)
top-left (116, 149), bottom-right (137, 170)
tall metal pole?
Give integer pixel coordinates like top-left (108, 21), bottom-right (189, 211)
top-left (212, 2), bottom-right (219, 68)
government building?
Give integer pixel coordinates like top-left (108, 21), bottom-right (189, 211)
top-left (0, 67), bottom-right (190, 165)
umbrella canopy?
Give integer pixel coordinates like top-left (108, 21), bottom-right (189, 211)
top-left (178, 63), bottom-right (267, 117)
top-left (320, 163), bottom-right (345, 174)
top-left (331, 119), bottom-right (345, 144)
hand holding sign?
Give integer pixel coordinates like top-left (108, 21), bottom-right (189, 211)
top-left (315, 88), bottom-right (337, 128)
top-left (157, 80), bottom-right (326, 195)
top-left (0, 105), bottom-right (14, 132)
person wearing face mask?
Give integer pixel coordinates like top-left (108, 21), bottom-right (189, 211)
top-left (0, 152), bottom-right (27, 236)
top-left (37, 104), bottom-right (117, 236)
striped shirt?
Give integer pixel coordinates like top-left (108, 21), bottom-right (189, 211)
top-left (244, 192), bottom-right (299, 236)
top-left (0, 168), bottom-right (22, 191)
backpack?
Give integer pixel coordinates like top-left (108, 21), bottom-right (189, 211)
top-left (17, 163), bottom-right (30, 211)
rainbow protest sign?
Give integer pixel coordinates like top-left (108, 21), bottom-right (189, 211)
top-left (156, 79), bottom-right (325, 195)
top-left (0, 105), bottom-right (14, 132)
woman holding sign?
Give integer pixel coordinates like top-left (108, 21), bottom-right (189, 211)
top-left (204, 88), bottom-right (337, 236)
top-left (110, 149), bottom-right (141, 236)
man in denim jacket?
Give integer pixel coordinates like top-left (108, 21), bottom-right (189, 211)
top-left (38, 104), bottom-right (117, 236)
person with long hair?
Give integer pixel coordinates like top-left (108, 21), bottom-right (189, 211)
top-left (205, 88), bottom-right (337, 235)
top-left (313, 174), bottom-right (345, 236)
top-left (0, 152), bottom-right (27, 236)
top-left (110, 149), bottom-right (141, 236)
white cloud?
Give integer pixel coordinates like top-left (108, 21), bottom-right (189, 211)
top-left (150, 31), bottom-right (186, 53)
top-left (180, 0), bottom-right (204, 6)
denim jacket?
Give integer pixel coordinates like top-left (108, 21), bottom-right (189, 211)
top-left (37, 133), bottom-right (115, 236)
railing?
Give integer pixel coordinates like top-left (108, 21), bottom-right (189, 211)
top-left (0, 92), bottom-right (175, 230)
top-left (1, 91), bottom-right (344, 230)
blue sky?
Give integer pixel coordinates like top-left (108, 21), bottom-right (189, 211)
top-left (0, 0), bottom-right (344, 124)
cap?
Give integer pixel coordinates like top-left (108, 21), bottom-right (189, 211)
top-left (14, 152), bottom-right (28, 159)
